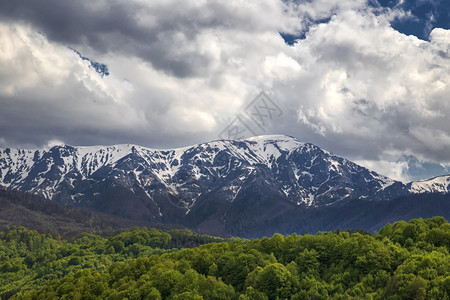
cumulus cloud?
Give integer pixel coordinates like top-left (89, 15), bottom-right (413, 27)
top-left (0, 0), bottom-right (449, 182)
top-left (355, 159), bottom-right (411, 182)
top-left (0, 23), bottom-right (148, 146)
top-left (284, 9), bottom-right (450, 179)
top-left (0, 0), bottom-right (304, 148)
top-left (0, 0), bottom-right (301, 78)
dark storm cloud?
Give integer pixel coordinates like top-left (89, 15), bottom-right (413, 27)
top-left (0, 0), bottom-right (289, 78)
top-left (0, 0), bottom-right (185, 77)
top-left (0, 1), bottom-right (138, 47)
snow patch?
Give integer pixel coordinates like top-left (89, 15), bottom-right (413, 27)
top-left (409, 176), bottom-right (450, 194)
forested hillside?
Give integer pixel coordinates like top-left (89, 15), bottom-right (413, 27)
top-left (1, 217), bottom-right (449, 299)
top-left (0, 188), bottom-right (176, 238)
top-left (0, 227), bottom-right (223, 299)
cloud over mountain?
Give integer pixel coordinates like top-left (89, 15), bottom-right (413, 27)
top-left (0, 0), bottom-right (449, 181)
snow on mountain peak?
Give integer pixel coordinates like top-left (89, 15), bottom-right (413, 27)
top-left (0, 135), bottom-right (426, 211)
top-left (409, 175), bottom-right (450, 194)
top-left (1, 136), bottom-right (449, 237)
top-left (246, 134), bottom-right (303, 147)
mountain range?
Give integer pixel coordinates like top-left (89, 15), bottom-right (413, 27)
top-left (1, 135), bottom-right (449, 237)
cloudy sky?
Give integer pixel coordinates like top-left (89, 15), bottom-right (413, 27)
top-left (0, 0), bottom-right (449, 182)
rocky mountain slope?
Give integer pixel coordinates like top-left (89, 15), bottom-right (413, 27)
top-left (0, 135), bottom-right (448, 236)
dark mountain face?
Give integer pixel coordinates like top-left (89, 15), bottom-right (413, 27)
top-left (0, 188), bottom-right (166, 238)
top-left (0, 135), bottom-right (448, 237)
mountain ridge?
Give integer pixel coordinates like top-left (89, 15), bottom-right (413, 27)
top-left (0, 135), bottom-right (402, 204)
top-left (0, 135), bottom-right (449, 236)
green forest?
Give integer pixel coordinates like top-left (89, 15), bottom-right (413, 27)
top-left (1, 217), bottom-right (449, 299)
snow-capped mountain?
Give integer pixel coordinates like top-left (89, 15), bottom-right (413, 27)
top-left (0, 135), bottom-right (446, 235)
top-left (408, 175), bottom-right (450, 194)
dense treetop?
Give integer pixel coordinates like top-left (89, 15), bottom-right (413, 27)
top-left (0, 217), bottom-right (449, 299)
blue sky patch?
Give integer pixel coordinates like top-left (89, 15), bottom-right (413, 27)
top-left (377, 0), bottom-right (450, 40)
top-left (72, 49), bottom-right (110, 77)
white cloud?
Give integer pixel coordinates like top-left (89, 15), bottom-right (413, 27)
top-left (283, 9), bottom-right (450, 166)
top-left (45, 139), bottom-right (65, 149)
top-left (355, 159), bottom-right (410, 182)
top-left (429, 27), bottom-right (450, 47)
top-left (0, 23), bottom-right (147, 146)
